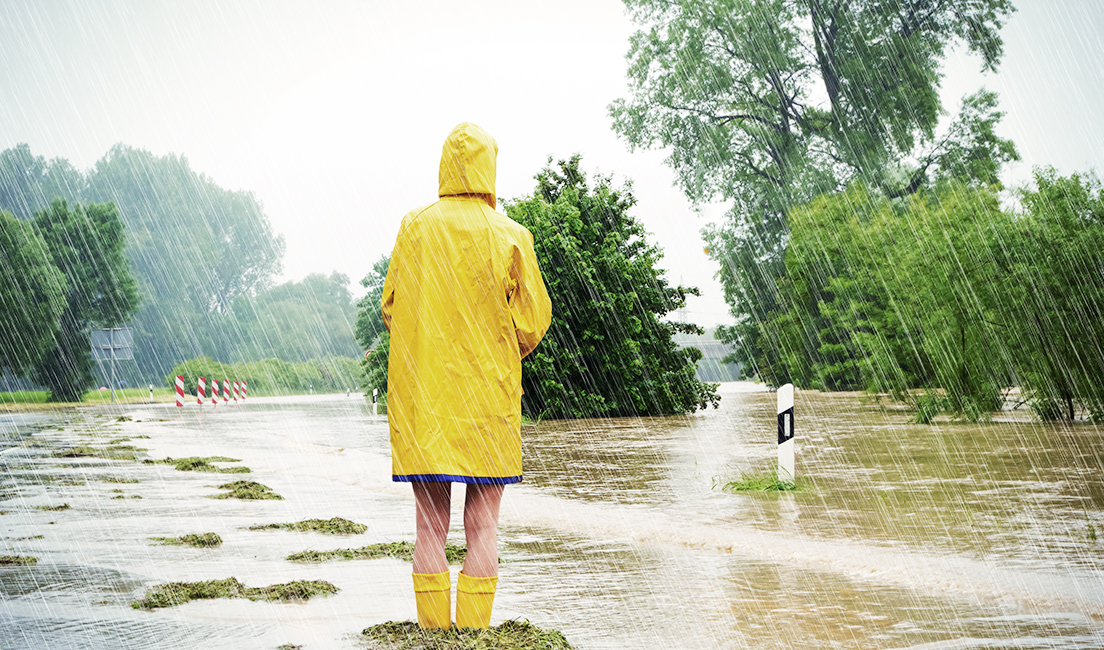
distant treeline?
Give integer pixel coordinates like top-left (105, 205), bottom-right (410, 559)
top-left (0, 144), bottom-right (361, 394)
top-left (169, 356), bottom-right (362, 396)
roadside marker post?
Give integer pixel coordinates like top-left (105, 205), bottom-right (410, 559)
top-left (211, 379), bottom-right (218, 406)
top-left (233, 381), bottom-right (240, 402)
top-left (373, 388), bottom-right (378, 415)
top-left (222, 379), bottom-right (229, 403)
top-left (777, 383), bottom-right (795, 485)
top-left (197, 377), bottom-right (205, 406)
top-left (175, 376), bottom-right (185, 407)
top-left (242, 381), bottom-right (247, 400)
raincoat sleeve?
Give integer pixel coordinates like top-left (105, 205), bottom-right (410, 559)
top-left (508, 230), bottom-right (551, 359)
top-left (380, 228), bottom-right (402, 334)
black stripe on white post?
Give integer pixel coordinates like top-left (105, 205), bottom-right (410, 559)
top-left (777, 383), bottom-right (795, 484)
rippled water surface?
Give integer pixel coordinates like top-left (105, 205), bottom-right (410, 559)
top-left (2, 384), bottom-right (1102, 649)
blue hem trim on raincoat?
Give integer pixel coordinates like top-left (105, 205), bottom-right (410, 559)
top-left (392, 473), bottom-right (522, 485)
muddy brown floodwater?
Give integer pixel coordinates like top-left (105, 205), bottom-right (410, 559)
top-left (1, 383), bottom-right (1102, 649)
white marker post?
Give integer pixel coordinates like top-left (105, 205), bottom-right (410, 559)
top-left (372, 388), bottom-right (378, 415)
top-left (777, 383), bottom-right (795, 485)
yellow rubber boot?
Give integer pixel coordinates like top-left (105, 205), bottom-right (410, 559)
top-left (456, 572), bottom-right (498, 629)
top-left (413, 572), bottom-right (451, 629)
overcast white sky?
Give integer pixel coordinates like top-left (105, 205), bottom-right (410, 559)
top-left (1, 0), bottom-right (1102, 326)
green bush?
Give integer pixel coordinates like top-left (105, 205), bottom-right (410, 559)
top-left (167, 356), bottom-right (362, 396)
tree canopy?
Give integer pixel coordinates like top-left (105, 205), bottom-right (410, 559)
top-left (0, 209), bottom-right (66, 374)
top-left (29, 199), bottom-right (139, 401)
top-left (610, 0), bottom-right (1018, 381)
top-left (505, 156), bottom-right (719, 418)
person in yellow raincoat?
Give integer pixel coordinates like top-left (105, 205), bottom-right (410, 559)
top-left (381, 122), bottom-right (552, 630)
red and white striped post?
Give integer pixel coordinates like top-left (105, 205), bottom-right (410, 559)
top-left (197, 377), bottom-right (206, 406)
top-left (175, 376), bottom-right (185, 407)
top-left (241, 380), bottom-right (247, 400)
top-left (222, 379), bottom-right (230, 403)
top-left (211, 379), bottom-right (219, 406)
top-left (233, 380), bottom-right (240, 402)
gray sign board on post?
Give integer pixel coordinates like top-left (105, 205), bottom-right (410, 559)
top-left (92, 328), bottom-right (134, 361)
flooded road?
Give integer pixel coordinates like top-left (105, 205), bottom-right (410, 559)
top-left (2, 383), bottom-right (1103, 649)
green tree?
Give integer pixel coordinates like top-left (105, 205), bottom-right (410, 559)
top-left (30, 200), bottom-right (139, 401)
top-left (991, 169), bottom-right (1104, 420)
top-left (354, 255), bottom-right (391, 400)
top-left (609, 0), bottom-right (1017, 383)
top-left (0, 210), bottom-right (66, 373)
top-left (0, 143), bottom-right (287, 378)
top-left (85, 145), bottom-right (285, 373)
top-left (233, 271), bottom-right (360, 362)
top-left (505, 156), bottom-right (719, 418)
top-left (777, 182), bottom-right (1014, 419)
top-left (354, 254), bottom-right (391, 350)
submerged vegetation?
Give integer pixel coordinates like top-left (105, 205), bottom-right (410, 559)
top-left (718, 468), bottom-right (803, 493)
top-left (249, 517), bottom-right (366, 535)
top-left (131, 577), bottom-right (337, 609)
top-left (0, 556), bottom-right (38, 566)
top-left (145, 456), bottom-right (250, 473)
top-left (36, 503), bottom-right (71, 511)
top-left (210, 481), bottom-right (283, 500)
top-left (361, 620), bottom-right (574, 650)
top-left (286, 541), bottom-right (468, 564)
top-left (55, 445), bottom-right (139, 461)
top-left (150, 533), bottom-right (223, 548)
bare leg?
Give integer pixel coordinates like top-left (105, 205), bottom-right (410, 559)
top-left (462, 483), bottom-right (504, 577)
top-left (412, 482), bottom-right (451, 575)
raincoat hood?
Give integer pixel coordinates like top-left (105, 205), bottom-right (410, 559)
top-left (439, 122), bottom-right (498, 209)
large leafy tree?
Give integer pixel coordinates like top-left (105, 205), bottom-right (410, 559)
top-left (233, 271), bottom-right (360, 362)
top-left (30, 200), bottom-right (139, 401)
top-left (991, 169), bottom-right (1104, 420)
top-left (506, 156), bottom-right (719, 418)
top-left (0, 143), bottom-right (286, 377)
top-left (610, 0), bottom-right (1017, 382)
top-left (85, 145), bottom-right (285, 371)
top-left (0, 210), bottom-right (66, 373)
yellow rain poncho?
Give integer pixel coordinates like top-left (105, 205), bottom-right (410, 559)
top-left (382, 123), bottom-right (551, 484)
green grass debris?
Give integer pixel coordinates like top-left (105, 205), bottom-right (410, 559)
top-left (36, 503), bottom-right (71, 511)
top-left (249, 517), bottom-right (366, 535)
top-left (287, 541), bottom-right (469, 564)
top-left (131, 577), bottom-right (338, 609)
top-left (150, 533), bottom-right (223, 547)
top-left (718, 468), bottom-right (803, 492)
top-left (116, 416), bottom-right (132, 422)
top-left (145, 456), bottom-right (250, 473)
top-left (55, 446), bottom-right (137, 461)
top-left (102, 477), bottom-right (140, 483)
top-left (360, 620), bottom-right (574, 650)
top-left (0, 556), bottom-right (37, 566)
top-left (210, 480), bottom-right (283, 500)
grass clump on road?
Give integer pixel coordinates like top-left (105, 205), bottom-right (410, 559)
top-left (210, 481), bottom-right (283, 500)
top-left (361, 620), bottom-right (574, 650)
top-left (287, 541), bottom-right (468, 564)
top-left (249, 517), bottom-right (366, 535)
top-left (150, 533), bottom-right (223, 547)
top-left (131, 577), bottom-right (337, 609)
top-left (718, 468), bottom-right (802, 492)
top-left (146, 456), bottom-right (250, 473)
top-left (0, 556), bottom-right (37, 566)
top-left (55, 446), bottom-right (138, 461)
top-left (36, 503), bottom-right (71, 511)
